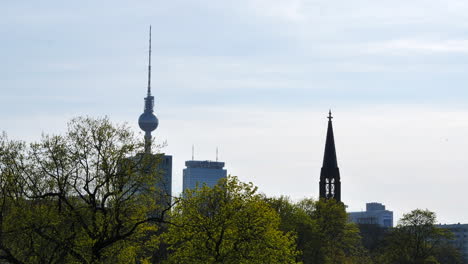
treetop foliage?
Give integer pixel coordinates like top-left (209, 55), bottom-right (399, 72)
top-left (163, 176), bottom-right (299, 264)
top-left (0, 117), bottom-right (172, 264)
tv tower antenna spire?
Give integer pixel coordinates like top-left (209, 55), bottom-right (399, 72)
top-left (147, 25), bottom-right (152, 96)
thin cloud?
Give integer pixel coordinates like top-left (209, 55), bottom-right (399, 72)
top-left (248, 0), bottom-right (306, 21)
top-left (367, 39), bottom-right (468, 54)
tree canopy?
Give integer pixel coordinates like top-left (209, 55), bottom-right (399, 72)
top-left (0, 117), bottom-right (172, 264)
top-left (380, 209), bottom-right (462, 264)
top-left (163, 176), bottom-right (298, 264)
top-left (267, 197), bottom-right (373, 264)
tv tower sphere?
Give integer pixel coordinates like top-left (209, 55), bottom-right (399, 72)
top-left (138, 108), bottom-right (158, 132)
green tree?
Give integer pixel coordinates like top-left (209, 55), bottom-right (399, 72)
top-left (0, 132), bottom-right (27, 264)
top-left (357, 223), bottom-right (388, 259)
top-left (266, 196), bottom-right (318, 264)
top-left (266, 197), bottom-right (372, 264)
top-left (0, 117), bottom-right (173, 264)
top-left (381, 209), bottom-right (461, 264)
top-left (164, 176), bottom-right (298, 264)
top-left (307, 199), bottom-right (371, 264)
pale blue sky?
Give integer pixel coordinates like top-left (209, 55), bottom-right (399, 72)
top-left (2, 0), bottom-right (468, 224)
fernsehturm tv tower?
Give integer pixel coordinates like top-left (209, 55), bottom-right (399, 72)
top-left (138, 26), bottom-right (158, 153)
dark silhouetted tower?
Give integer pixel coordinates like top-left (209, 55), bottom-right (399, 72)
top-left (319, 110), bottom-right (341, 202)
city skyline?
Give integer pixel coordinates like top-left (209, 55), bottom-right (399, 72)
top-left (2, 1), bottom-right (468, 224)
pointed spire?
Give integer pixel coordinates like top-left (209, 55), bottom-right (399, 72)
top-left (147, 25), bottom-right (152, 96)
top-left (319, 110), bottom-right (341, 202)
top-left (323, 110), bottom-right (338, 168)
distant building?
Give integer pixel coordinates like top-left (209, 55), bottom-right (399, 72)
top-left (131, 153), bottom-right (172, 205)
top-left (348, 202), bottom-right (393, 228)
top-left (436, 223), bottom-right (468, 262)
top-left (157, 154), bottom-right (172, 200)
top-left (183, 160), bottom-right (227, 192)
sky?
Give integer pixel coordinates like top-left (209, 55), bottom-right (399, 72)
top-left (1, 0), bottom-right (468, 224)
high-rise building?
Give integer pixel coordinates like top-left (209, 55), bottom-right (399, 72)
top-left (156, 154), bottom-right (172, 201)
top-left (436, 223), bottom-right (468, 262)
top-left (136, 26), bottom-right (172, 200)
top-left (319, 110), bottom-right (341, 202)
top-left (183, 160), bottom-right (227, 192)
top-left (348, 203), bottom-right (394, 228)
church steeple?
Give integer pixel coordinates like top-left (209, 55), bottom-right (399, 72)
top-left (319, 110), bottom-right (341, 202)
top-left (138, 26), bottom-right (159, 153)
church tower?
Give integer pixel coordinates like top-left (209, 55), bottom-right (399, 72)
top-left (319, 110), bottom-right (341, 202)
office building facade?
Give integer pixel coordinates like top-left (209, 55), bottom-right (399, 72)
top-left (183, 160), bottom-right (227, 192)
top-left (156, 154), bottom-right (172, 201)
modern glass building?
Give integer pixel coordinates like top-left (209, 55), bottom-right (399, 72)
top-left (183, 160), bottom-right (227, 192)
top-left (156, 154), bottom-right (172, 200)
